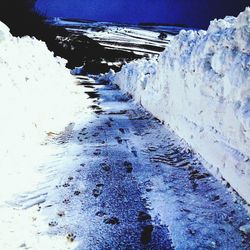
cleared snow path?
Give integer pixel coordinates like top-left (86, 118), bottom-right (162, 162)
top-left (46, 76), bottom-right (249, 249)
top-left (2, 76), bottom-right (249, 249)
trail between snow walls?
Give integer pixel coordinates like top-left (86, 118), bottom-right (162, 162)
top-left (2, 76), bottom-right (250, 249)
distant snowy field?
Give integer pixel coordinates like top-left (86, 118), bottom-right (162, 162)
top-left (106, 8), bottom-right (250, 204)
top-left (50, 18), bottom-right (177, 57)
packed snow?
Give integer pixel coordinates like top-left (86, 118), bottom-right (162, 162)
top-left (106, 8), bottom-right (250, 204)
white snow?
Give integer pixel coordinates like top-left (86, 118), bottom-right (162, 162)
top-left (0, 21), bottom-right (93, 249)
top-left (52, 18), bottom-right (172, 57)
top-left (0, 21), bottom-right (91, 160)
top-left (106, 8), bottom-right (250, 204)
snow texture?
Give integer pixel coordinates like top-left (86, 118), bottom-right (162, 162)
top-left (0, 21), bottom-right (92, 210)
top-left (0, 21), bottom-right (90, 159)
top-left (106, 8), bottom-right (250, 204)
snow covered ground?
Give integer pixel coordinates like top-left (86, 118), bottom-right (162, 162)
top-left (0, 21), bottom-right (93, 248)
top-left (50, 18), bottom-right (172, 57)
top-left (106, 8), bottom-right (250, 204)
top-left (0, 21), bottom-right (92, 156)
top-left (2, 75), bottom-right (249, 249)
top-left (1, 11), bottom-right (250, 249)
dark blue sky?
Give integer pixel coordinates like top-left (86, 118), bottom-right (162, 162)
top-left (35, 0), bottom-right (249, 28)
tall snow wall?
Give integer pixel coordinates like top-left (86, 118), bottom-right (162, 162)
top-left (108, 8), bottom-right (250, 203)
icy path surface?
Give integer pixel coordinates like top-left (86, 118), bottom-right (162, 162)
top-left (1, 77), bottom-right (250, 249)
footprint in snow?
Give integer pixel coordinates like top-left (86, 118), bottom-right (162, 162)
top-left (92, 184), bottom-right (104, 197)
top-left (96, 211), bottom-right (107, 217)
top-left (66, 233), bottom-right (76, 242)
top-left (103, 217), bottom-right (120, 225)
top-left (48, 221), bottom-right (58, 227)
top-left (100, 163), bottom-right (111, 172)
top-left (93, 149), bottom-right (101, 156)
top-left (115, 136), bottom-right (123, 144)
top-left (124, 161), bottom-right (133, 173)
top-left (79, 131), bottom-right (88, 136)
top-left (92, 132), bottom-right (99, 137)
top-left (105, 121), bottom-right (112, 127)
top-left (57, 211), bottom-right (65, 217)
top-left (119, 128), bottom-right (125, 134)
top-left (74, 191), bottom-right (81, 196)
top-left (138, 211), bottom-right (152, 222)
top-left (63, 198), bottom-right (70, 204)
top-left (62, 183), bottom-right (70, 188)
top-left (77, 136), bottom-right (83, 142)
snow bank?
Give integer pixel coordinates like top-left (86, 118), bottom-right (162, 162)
top-left (107, 8), bottom-right (250, 204)
top-left (0, 21), bottom-right (88, 160)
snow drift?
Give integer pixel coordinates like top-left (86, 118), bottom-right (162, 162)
top-left (0, 21), bottom-right (88, 160)
top-left (106, 8), bottom-right (250, 203)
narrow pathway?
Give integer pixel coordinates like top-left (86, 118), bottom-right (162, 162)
top-left (68, 78), bottom-right (172, 249)
top-left (37, 76), bottom-right (250, 249)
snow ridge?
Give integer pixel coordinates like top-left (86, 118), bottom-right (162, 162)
top-left (107, 8), bottom-right (250, 204)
